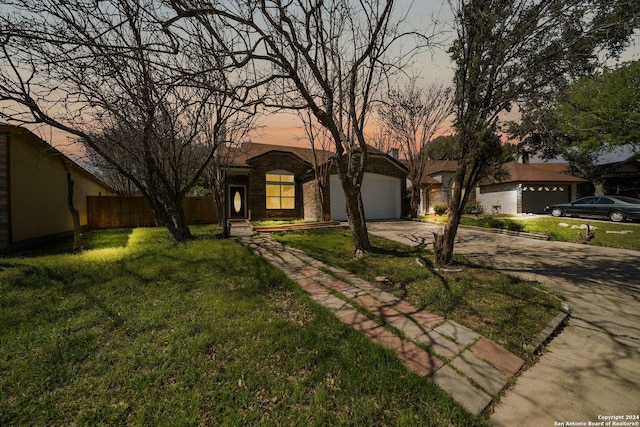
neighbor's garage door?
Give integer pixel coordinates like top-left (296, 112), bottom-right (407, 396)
top-left (330, 173), bottom-right (401, 221)
top-left (522, 185), bottom-right (570, 213)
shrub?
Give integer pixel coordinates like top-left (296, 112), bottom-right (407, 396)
top-left (505, 220), bottom-right (525, 232)
top-left (465, 201), bottom-right (484, 215)
top-left (433, 205), bottom-right (448, 216)
top-left (486, 218), bottom-right (505, 229)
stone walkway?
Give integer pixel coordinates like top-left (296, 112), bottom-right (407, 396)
top-left (242, 233), bottom-right (525, 416)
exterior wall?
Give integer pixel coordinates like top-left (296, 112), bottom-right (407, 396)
top-left (302, 178), bottom-right (323, 221)
top-left (476, 183), bottom-right (519, 215)
top-left (424, 173), bottom-right (456, 213)
top-left (247, 152), bottom-right (311, 220)
top-left (9, 133), bottom-right (111, 243)
top-left (0, 133), bottom-right (9, 249)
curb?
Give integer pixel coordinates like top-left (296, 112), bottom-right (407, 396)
top-left (417, 219), bottom-right (549, 241)
top-left (525, 302), bottom-right (571, 354)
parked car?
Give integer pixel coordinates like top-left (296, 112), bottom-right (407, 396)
top-left (545, 195), bottom-right (640, 222)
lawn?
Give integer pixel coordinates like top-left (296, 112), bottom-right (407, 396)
top-left (1, 226), bottom-right (483, 426)
top-left (426, 215), bottom-right (640, 250)
top-left (272, 228), bottom-right (562, 361)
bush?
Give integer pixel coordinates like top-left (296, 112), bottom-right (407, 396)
top-left (505, 220), bottom-right (525, 232)
top-left (465, 201), bottom-right (484, 215)
top-left (433, 205), bottom-right (448, 216)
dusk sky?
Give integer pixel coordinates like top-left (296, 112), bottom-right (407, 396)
top-left (18, 1), bottom-right (640, 161)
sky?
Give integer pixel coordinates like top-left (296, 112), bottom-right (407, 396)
top-left (13, 1), bottom-right (640, 162)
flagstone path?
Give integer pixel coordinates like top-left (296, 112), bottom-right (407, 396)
top-left (242, 233), bottom-right (525, 416)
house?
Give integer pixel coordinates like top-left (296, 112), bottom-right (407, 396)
top-left (419, 160), bottom-right (587, 215)
top-left (0, 124), bottom-right (114, 251)
top-left (597, 155), bottom-right (640, 198)
top-left (224, 142), bottom-right (408, 221)
top-left (527, 155), bottom-right (640, 198)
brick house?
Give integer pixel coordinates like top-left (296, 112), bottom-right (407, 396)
top-left (225, 142), bottom-right (408, 221)
top-left (0, 124), bottom-right (114, 251)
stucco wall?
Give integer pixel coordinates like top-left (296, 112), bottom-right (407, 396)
top-left (10, 134), bottom-right (110, 243)
top-left (476, 184), bottom-right (519, 215)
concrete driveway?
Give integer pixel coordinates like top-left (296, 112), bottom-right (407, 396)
top-left (367, 221), bottom-right (640, 426)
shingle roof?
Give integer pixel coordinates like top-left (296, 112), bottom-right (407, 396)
top-left (225, 142), bottom-right (407, 173)
top-left (484, 162), bottom-right (588, 185)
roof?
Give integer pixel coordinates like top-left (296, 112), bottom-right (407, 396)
top-left (420, 158), bottom-right (587, 185)
top-left (528, 162), bottom-right (571, 174)
top-left (225, 142), bottom-right (333, 168)
top-left (0, 124), bottom-right (115, 192)
top-left (424, 160), bottom-right (459, 174)
top-left (483, 162), bottom-right (588, 185)
top-left (226, 142), bottom-right (408, 173)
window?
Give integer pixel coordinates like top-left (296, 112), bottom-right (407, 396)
top-left (266, 171), bottom-right (295, 209)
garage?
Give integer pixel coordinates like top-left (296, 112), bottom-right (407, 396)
top-left (522, 185), bottom-right (571, 213)
top-left (330, 173), bottom-right (402, 221)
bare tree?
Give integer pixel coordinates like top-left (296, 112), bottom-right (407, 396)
top-left (167, 0), bottom-right (427, 255)
top-left (433, 0), bottom-right (640, 266)
top-left (377, 80), bottom-right (453, 218)
top-left (0, 0), bottom-right (256, 241)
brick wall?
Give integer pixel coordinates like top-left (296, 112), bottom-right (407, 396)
top-left (247, 152), bottom-right (312, 220)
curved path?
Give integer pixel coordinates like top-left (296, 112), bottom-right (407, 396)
top-left (367, 220), bottom-right (640, 426)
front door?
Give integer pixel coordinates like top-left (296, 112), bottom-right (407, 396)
top-left (229, 185), bottom-right (247, 218)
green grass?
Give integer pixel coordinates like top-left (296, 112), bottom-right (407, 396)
top-left (513, 217), bottom-right (640, 250)
top-left (1, 226), bottom-right (483, 426)
top-left (272, 229), bottom-right (562, 361)
top-left (424, 214), bottom-right (640, 250)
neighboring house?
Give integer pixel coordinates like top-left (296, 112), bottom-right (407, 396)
top-left (0, 124), bottom-right (114, 251)
top-left (225, 142), bottom-right (408, 221)
top-left (527, 156), bottom-right (640, 198)
top-left (419, 160), bottom-right (587, 215)
top-left (598, 155), bottom-right (640, 198)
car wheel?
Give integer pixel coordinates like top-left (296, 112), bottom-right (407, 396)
top-left (551, 208), bottom-right (563, 217)
top-left (609, 211), bottom-right (626, 222)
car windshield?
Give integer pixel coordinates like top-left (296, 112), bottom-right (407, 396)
top-left (613, 196), bottom-right (640, 204)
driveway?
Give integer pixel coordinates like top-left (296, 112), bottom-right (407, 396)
top-left (367, 221), bottom-right (640, 426)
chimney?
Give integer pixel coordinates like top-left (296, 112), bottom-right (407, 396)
top-left (388, 148), bottom-right (399, 159)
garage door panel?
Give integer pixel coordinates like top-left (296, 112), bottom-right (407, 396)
top-left (522, 185), bottom-right (570, 213)
top-left (330, 173), bottom-right (401, 221)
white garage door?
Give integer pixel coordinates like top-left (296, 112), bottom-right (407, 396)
top-left (330, 173), bottom-right (401, 221)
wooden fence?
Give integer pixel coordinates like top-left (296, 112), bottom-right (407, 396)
top-left (87, 196), bottom-right (219, 230)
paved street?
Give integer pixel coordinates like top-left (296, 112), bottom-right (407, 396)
top-left (367, 220), bottom-right (640, 427)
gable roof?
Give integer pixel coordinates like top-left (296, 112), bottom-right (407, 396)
top-left (424, 160), bottom-right (459, 174)
top-left (226, 142), bottom-right (408, 173)
top-left (0, 124), bottom-right (115, 192)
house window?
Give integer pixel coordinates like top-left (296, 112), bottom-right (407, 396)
top-left (266, 171), bottom-right (295, 209)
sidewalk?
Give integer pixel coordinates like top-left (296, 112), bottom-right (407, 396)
top-left (242, 233), bottom-right (526, 416)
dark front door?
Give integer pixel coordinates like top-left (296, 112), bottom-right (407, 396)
top-left (229, 185), bottom-right (246, 218)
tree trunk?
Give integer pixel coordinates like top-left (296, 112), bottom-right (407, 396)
top-left (339, 174), bottom-right (371, 256)
top-left (410, 185), bottom-right (420, 218)
top-left (593, 181), bottom-right (605, 196)
top-left (61, 159), bottom-right (82, 251)
top-left (432, 165), bottom-right (467, 266)
top-left (148, 197), bottom-right (193, 242)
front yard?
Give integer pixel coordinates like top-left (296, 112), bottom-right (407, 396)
top-left (1, 224), bottom-right (566, 426)
top-left (1, 226), bottom-right (485, 426)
